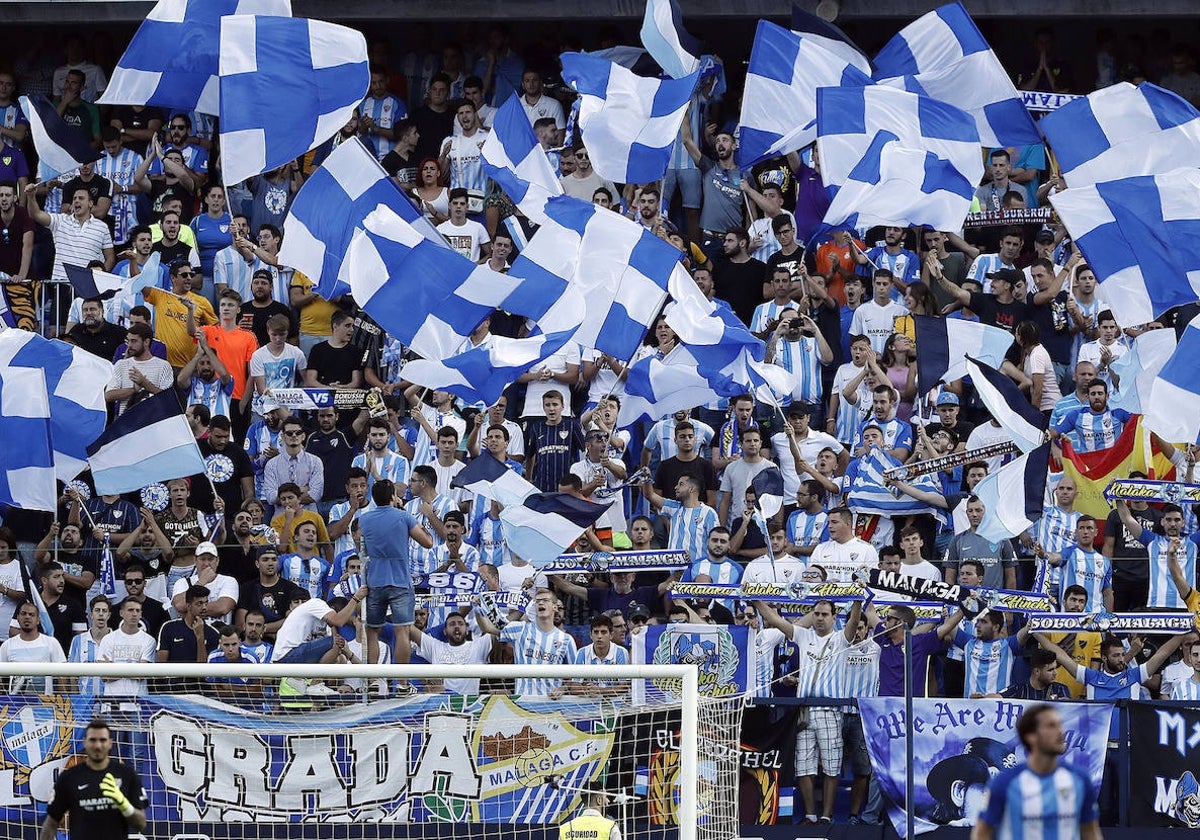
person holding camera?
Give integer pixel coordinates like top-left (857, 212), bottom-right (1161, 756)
top-left (764, 310), bottom-right (834, 425)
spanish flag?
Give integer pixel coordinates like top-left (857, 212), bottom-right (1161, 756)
top-left (1059, 415), bottom-right (1175, 520)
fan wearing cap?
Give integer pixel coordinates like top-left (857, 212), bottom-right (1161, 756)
top-left (923, 392), bottom-right (973, 450)
top-left (171, 541), bottom-right (238, 624)
top-left (934, 263), bottom-right (1028, 335)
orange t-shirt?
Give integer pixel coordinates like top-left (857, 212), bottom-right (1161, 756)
top-left (201, 324), bottom-right (259, 399)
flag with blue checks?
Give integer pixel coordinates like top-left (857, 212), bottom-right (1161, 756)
top-left (815, 85), bottom-right (980, 237)
top-left (1039, 82), bottom-right (1200, 189)
top-left (281, 137), bottom-right (445, 299)
top-left (664, 261), bottom-right (765, 369)
top-left (0, 329), bottom-right (111, 481)
top-left (1049, 166), bottom-right (1200, 327)
top-left (99, 0), bottom-right (292, 114)
top-left (738, 20), bottom-right (873, 167)
top-left (219, 14), bottom-right (369, 187)
top-left (1146, 313), bottom-right (1200, 445)
top-left (559, 51), bottom-right (699, 184)
top-left (521, 195), bottom-right (674, 360)
top-left (790, 5), bottom-right (872, 71)
top-left (0, 365), bottom-right (56, 511)
top-left (481, 94), bottom-right (563, 224)
top-left (640, 0), bottom-right (700, 80)
top-left (872, 2), bottom-right (1040, 147)
top-left (343, 205), bottom-right (584, 406)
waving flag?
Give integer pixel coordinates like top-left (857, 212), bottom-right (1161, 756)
top-left (343, 206), bottom-right (583, 405)
top-left (1049, 167), bottom-right (1200, 327)
top-left (965, 357), bottom-right (1047, 453)
top-left (219, 14), bottom-right (369, 186)
top-left (0, 366), bottom-right (56, 511)
top-left (451, 456), bottom-right (607, 567)
top-left (640, 0), bottom-right (701, 80)
top-left (99, 0), bottom-right (292, 114)
top-left (816, 85), bottom-right (981, 239)
top-left (872, 2), bottom-right (1039, 147)
top-left (65, 263), bottom-right (159, 301)
top-left (620, 344), bottom-right (760, 426)
top-left (1109, 328), bottom-right (1177, 415)
top-left (20, 95), bottom-right (101, 176)
top-left (1039, 82), bottom-right (1200, 189)
top-left (281, 137), bottom-right (444, 299)
top-left (559, 51), bottom-right (699, 183)
top-left (663, 261), bottom-right (765, 368)
top-left (87, 389), bottom-right (206, 496)
top-left (739, 20), bottom-right (873, 167)
top-left (790, 5), bottom-right (872, 72)
top-left (971, 443), bottom-right (1051, 542)
top-left (528, 196), bottom-right (674, 360)
top-left (1145, 314), bottom-right (1200, 444)
top-left (481, 94), bottom-right (563, 223)
top-left (752, 468), bottom-right (786, 520)
top-left (0, 329), bottom-right (111, 481)
top-left (913, 314), bottom-right (1013, 394)
top-left (847, 448), bottom-right (943, 520)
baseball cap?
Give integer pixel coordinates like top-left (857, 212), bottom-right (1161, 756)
top-left (1034, 229), bottom-right (1056, 244)
top-left (628, 603), bottom-right (651, 621)
top-left (195, 541), bottom-right (218, 557)
top-left (985, 267), bottom-right (1022, 286)
top-left (786, 403), bottom-right (813, 417)
top-left (936, 393), bottom-right (960, 407)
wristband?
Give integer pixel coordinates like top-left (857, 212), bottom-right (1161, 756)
top-left (119, 801), bottom-right (135, 818)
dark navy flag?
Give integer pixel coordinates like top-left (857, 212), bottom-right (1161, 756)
top-left (913, 314), bottom-right (1013, 394)
top-left (972, 443), bottom-right (1052, 542)
top-left (19, 95), bottom-right (102, 176)
top-left (87, 389), bottom-right (206, 496)
top-left (965, 356), bottom-right (1048, 453)
top-left (751, 468), bottom-right (785, 520)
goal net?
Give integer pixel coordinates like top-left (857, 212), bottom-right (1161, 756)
top-left (0, 662), bottom-right (743, 840)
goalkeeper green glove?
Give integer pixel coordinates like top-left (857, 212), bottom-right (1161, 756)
top-left (99, 772), bottom-right (135, 817)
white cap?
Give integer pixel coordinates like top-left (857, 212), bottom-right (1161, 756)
top-left (195, 541), bottom-right (218, 557)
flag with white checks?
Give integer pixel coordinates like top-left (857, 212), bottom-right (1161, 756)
top-left (1145, 313), bottom-right (1200, 445)
top-left (281, 137), bottom-right (445, 299)
top-left (0, 365), bottom-right (55, 511)
top-left (872, 2), bottom-right (1040, 148)
top-left (739, 20), bottom-right (873, 167)
top-left (219, 14), bottom-right (369, 187)
top-left (1039, 82), bottom-right (1200, 190)
top-left (0, 329), bottom-right (111, 481)
top-left (99, 0), bottom-right (292, 114)
top-left (559, 51), bottom-right (700, 183)
top-left (1049, 166), bottom-right (1200, 327)
top-left (816, 85), bottom-right (981, 236)
top-left (790, 5), bottom-right (872, 72)
top-left (342, 205), bottom-right (584, 406)
top-left (521, 195), bottom-right (673, 360)
top-left (481, 94), bottom-right (563, 224)
top-left (663, 261), bottom-right (765, 369)
top-left (640, 0), bottom-right (701, 80)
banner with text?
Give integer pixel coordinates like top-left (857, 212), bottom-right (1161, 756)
top-left (739, 705), bottom-right (800, 824)
top-left (1129, 701), bottom-right (1200, 828)
top-left (858, 697), bottom-right (1112, 835)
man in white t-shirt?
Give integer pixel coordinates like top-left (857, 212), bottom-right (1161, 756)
top-left (436, 188), bottom-right (490, 262)
top-left (270, 587), bottom-right (366, 663)
top-left (0, 601), bottom-right (68, 693)
top-left (409, 612), bottom-right (494, 694)
top-left (170, 543), bottom-right (238, 623)
top-left (808, 507), bottom-right (879, 582)
top-left (772, 404), bottom-right (846, 507)
top-left (849, 270), bottom-right (908, 354)
top-left (97, 598), bottom-right (157, 697)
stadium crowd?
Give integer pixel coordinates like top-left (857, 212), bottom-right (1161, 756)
top-left (0, 20), bottom-right (1198, 827)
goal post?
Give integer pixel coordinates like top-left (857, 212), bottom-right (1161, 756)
top-left (0, 661), bottom-right (742, 840)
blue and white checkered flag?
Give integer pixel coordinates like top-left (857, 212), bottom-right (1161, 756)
top-left (99, 0), bottom-right (292, 114)
top-left (872, 2), bottom-right (1040, 148)
top-left (344, 205), bottom-right (584, 405)
top-left (559, 51), bottom-right (699, 184)
top-left (815, 85), bottom-right (980, 237)
top-left (1146, 313), bottom-right (1200, 446)
top-left (1050, 166), bottom-right (1200, 328)
top-left (739, 20), bottom-right (873, 168)
top-left (219, 14), bottom-right (369, 186)
top-left (281, 136), bottom-right (446, 299)
top-left (1040, 82), bottom-right (1200, 190)
top-left (0, 366), bottom-right (56, 511)
top-left (481, 94), bottom-right (563, 223)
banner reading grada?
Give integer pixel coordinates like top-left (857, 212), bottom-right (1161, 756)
top-left (1128, 702), bottom-right (1200, 828)
top-left (858, 698), bottom-right (1112, 835)
top-left (630, 622), bottom-right (753, 703)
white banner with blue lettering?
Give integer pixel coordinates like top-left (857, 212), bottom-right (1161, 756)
top-left (857, 698), bottom-right (1112, 835)
top-left (0, 692), bottom-right (620, 833)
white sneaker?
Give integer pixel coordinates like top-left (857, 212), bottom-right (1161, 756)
top-left (306, 682), bottom-right (339, 696)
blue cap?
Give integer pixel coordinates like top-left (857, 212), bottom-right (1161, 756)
top-left (936, 393), bottom-right (960, 407)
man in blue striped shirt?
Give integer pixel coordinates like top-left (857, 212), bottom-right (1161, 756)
top-left (972, 704), bottom-right (1101, 840)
